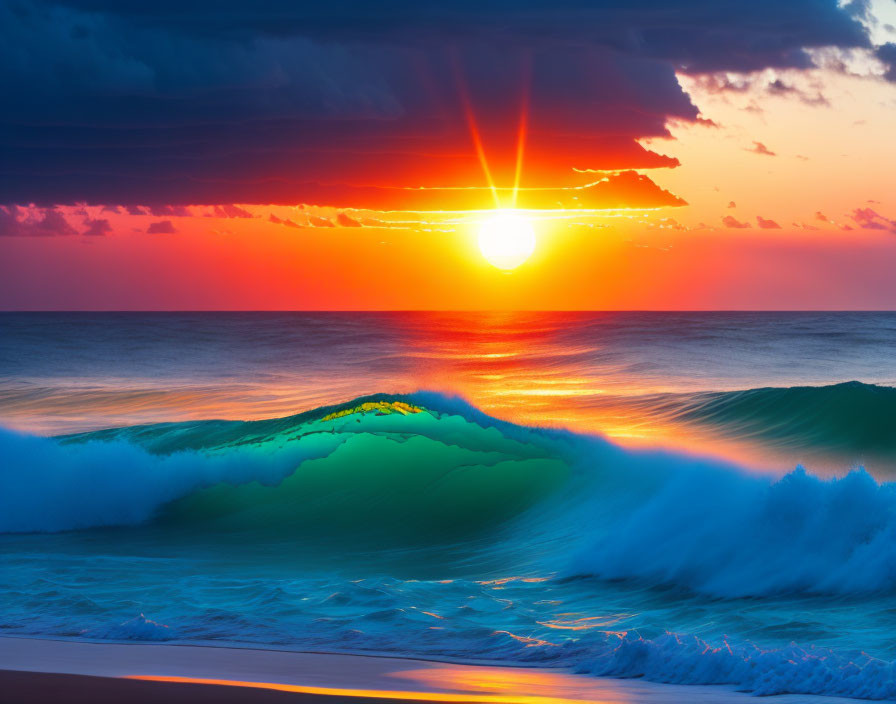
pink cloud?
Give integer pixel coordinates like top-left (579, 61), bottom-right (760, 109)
top-left (851, 208), bottom-right (896, 231)
top-left (747, 141), bottom-right (776, 156)
top-left (722, 215), bottom-right (751, 229)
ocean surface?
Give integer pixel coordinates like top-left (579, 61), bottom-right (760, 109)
top-left (3, 312), bottom-right (896, 699)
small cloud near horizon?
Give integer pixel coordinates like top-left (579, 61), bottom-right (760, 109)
top-left (337, 212), bottom-right (362, 227)
top-left (147, 220), bottom-right (177, 234)
top-left (269, 213), bottom-right (303, 228)
top-left (83, 218), bottom-right (113, 237)
top-left (851, 208), bottom-right (896, 231)
top-left (722, 215), bottom-right (751, 229)
top-left (747, 141), bottom-right (776, 156)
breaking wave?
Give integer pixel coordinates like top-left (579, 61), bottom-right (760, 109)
top-left (4, 390), bottom-right (896, 594)
top-left (5, 388), bottom-right (896, 698)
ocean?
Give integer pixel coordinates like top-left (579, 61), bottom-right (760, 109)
top-left (3, 311), bottom-right (896, 699)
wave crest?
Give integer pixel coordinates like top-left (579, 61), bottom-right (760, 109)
top-left (571, 631), bottom-right (896, 699)
top-left (573, 463), bottom-right (896, 596)
top-left (661, 381), bottom-right (896, 457)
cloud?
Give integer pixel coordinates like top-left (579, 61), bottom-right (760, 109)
top-left (146, 220), bottom-right (177, 234)
top-left (0, 205), bottom-right (77, 237)
top-left (756, 215), bottom-right (782, 229)
top-left (82, 217), bottom-right (112, 236)
top-left (747, 141), bottom-right (777, 156)
top-left (877, 42), bottom-right (896, 81)
top-left (727, 201), bottom-right (737, 208)
top-left (850, 207), bottom-right (896, 231)
top-left (269, 213), bottom-right (303, 228)
top-left (649, 217), bottom-right (687, 231)
top-left (0, 0), bottom-right (872, 207)
top-left (765, 78), bottom-right (828, 106)
top-left (815, 211), bottom-right (831, 222)
top-left (147, 205), bottom-right (191, 217)
top-left (697, 74), bottom-right (829, 105)
top-left (578, 171), bottom-right (686, 209)
top-left (211, 204), bottom-right (254, 218)
top-left (304, 170), bottom-right (687, 211)
top-left (336, 212), bottom-right (362, 227)
top-left (722, 215), bottom-right (751, 229)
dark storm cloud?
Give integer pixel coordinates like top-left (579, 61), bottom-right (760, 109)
top-left (33, 1), bottom-right (869, 69)
top-left (0, 0), bottom-right (872, 206)
top-left (146, 205), bottom-right (191, 217)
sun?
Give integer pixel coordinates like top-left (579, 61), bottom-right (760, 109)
top-left (477, 210), bottom-right (536, 270)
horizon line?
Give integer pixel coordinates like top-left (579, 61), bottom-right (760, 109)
top-left (2, 309), bottom-right (896, 314)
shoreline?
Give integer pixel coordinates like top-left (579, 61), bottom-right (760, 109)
top-left (0, 636), bottom-right (889, 704)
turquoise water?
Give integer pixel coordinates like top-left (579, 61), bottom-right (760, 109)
top-left (3, 313), bottom-right (896, 698)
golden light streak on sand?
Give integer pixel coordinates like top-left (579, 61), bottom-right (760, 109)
top-left (126, 675), bottom-right (619, 704)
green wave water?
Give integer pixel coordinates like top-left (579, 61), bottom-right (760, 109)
top-left (666, 381), bottom-right (896, 454)
top-left (33, 394), bottom-right (572, 549)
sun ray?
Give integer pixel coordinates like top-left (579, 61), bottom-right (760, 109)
top-left (511, 55), bottom-right (532, 209)
top-left (451, 56), bottom-right (501, 209)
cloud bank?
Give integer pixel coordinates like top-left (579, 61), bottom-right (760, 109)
top-left (0, 1), bottom-right (874, 209)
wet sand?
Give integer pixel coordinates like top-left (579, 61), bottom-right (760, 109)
top-left (0, 637), bottom-right (886, 704)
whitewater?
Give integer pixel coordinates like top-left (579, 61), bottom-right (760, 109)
top-left (4, 391), bottom-right (896, 699)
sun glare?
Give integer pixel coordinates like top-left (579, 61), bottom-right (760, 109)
top-left (478, 210), bottom-right (536, 270)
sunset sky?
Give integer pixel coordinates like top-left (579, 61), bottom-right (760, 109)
top-left (2, 0), bottom-right (896, 310)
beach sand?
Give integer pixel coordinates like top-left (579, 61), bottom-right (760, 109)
top-left (0, 637), bottom-right (887, 704)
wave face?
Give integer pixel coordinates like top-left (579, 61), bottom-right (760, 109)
top-left (654, 381), bottom-right (896, 459)
top-left (5, 391), bottom-right (896, 699)
top-left (1, 395), bottom-right (569, 542)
